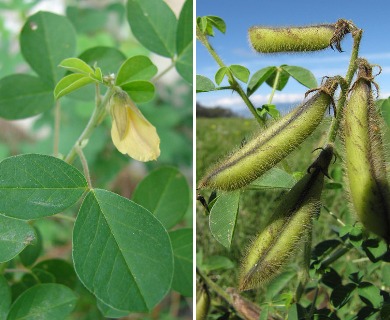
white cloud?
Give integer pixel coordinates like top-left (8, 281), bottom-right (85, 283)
top-left (198, 92), bottom-right (304, 109)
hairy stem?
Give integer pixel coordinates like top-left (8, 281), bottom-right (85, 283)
top-left (65, 87), bottom-right (115, 164)
top-left (76, 146), bottom-right (92, 189)
top-left (267, 67), bottom-right (281, 105)
top-left (326, 29), bottom-right (363, 144)
top-left (197, 26), bottom-right (265, 126)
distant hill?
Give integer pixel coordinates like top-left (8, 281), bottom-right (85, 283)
top-left (196, 103), bottom-right (238, 118)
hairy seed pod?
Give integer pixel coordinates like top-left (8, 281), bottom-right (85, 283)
top-left (239, 145), bottom-right (334, 291)
top-left (343, 59), bottom-right (390, 241)
top-left (248, 19), bottom-right (353, 53)
top-left (198, 78), bottom-right (338, 191)
top-left (196, 284), bottom-right (210, 320)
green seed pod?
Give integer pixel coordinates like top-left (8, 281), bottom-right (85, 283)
top-left (239, 145), bottom-right (334, 291)
top-left (248, 19), bottom-right (353, 53)
top-left (198, 77), bottom-right (338, 191)
top-left (343, 58), bottom-right (390, 241)
top-left (196, 284), bottom-right (210, 320)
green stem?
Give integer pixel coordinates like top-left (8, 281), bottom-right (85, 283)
top-left (321, 243), bottom-right (353, 268)
top-left (323, 205), bottom-right (346, 227)
top-left (268, 68), bottom-right (281, 104)
top-left (53, 100), bottom-right (61, 157)
top-left (65, 87), bottom-right (115, 164)
top-left (196, 268), bottom-right (231, 303)
top-left (153, 60), bottom-right (176, 82)
top-left (54, 213), bottom-right (76, 222)
top-left (308, 284), bottom-right (320, 319)
top-left (326, 29), bottom-right (363, 144)
top-left (75, 146), bottom-right (92, 189)
top-left (197, 27), bottom-right (265, 126)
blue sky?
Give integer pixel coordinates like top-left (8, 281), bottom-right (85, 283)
top-left (196, 0), bottom-right (390, 114)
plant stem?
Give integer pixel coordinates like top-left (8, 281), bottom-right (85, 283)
top-left (75, 146), bottom-right (92, 189)
top-left (321, 243), bottom-right (353, 268)
top-left (267, 68), bottom-right (281, 105)
top-left (65, 87), bottom-right (115, 164)
top-left (323, 206), bottom-right (346, 227)
top-left (197, 268), bottom-right (232, 303)
top-left (53, 100), bottom-right (61, 157)
top-left (308, 284), bottom-right (320, 319)
top-left (326, 29), bottom-right (363, 144)
top-left (153, 60), bottom-right (176, 82)
top-left (54, 213), bottom-right (76, 222)
top-left (197, 27), bottom-right (265, 126)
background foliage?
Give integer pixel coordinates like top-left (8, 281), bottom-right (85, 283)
top-left (0, 0), bottom-right (193, 319)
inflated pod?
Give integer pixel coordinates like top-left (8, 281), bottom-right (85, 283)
top-left (248, 19), bottom-right (353, 53)
top-left (343, 58), bottom-right (390, 241)
top-left (198, 77), bottom-right (338, 191)
top-left (196, 284), bottom-right (210, 320)
top-left (239, 145), bottom-right (334, 291)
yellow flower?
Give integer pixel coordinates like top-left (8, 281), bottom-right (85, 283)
top-left (110, 90), bottom-right (160, 162)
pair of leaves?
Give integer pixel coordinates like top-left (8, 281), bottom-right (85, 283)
top-left (54, 55), bottom-right (157, 104)
top-left (0, 154), bottom-right (191, 312)
top-left (215, 65), bottom-right (250, 85)
top-left (197, 15), bottom-right (226, 37)
top-left (247, 65), bottom-right (317, 96)
top-left (0, 11), bottom-right (76, 119)
top-left (196, 65), bottom-right (316, 95)
top-left (127, 0), bottom-right (192, 83)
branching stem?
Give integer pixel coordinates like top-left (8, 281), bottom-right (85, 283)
top-left (65, 87), bottom-right (115, 164)
top-left (197, 26), bottom-right (265, 126)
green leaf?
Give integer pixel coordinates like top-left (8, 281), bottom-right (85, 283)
top-left (0, 154), bottom-right (88, 219)
top-left (381, 302), bottom-right (390, 319)
top-left (79, 46), bottom-right (126, 74)
top-left (249, 168), bottom-right (296, 189)
top-left (7, 283), bottom-right (77, 320)
top-left (229, 65), bottom-right (250, 83)
top-left (215, 67), bottom-right (228, 85)
top-left (330, 283), bottom-right (356, 309)
top-left (175, 0), bottom-right (193, 83)
top-left (59, 57), bottom-right (95, 75)
top-left (207, 16), bottom-right (226, 34)
top-left (120, 80), bottom-right (155, 103)
top-left (54, 73), bottom-right (95, 99)
top-left (70, 46), bottom-right (127, 101)
top-left (281, 65), bottom-right (317, 89)
top-left (96, 299), bottom-right (130, 319)
top-left (94, 67), bottom-right (103, 82)
top-left (169, 228), bottom-right (192, 297)
top-left (33, 259), bottom-right (77, 289)
top-left (73, 189), bottom-right (173, 312)
top-left (202, 255), bottom-right (234, 273)
top-left (0, 74), bottom-right (53, 119)
top-left (266, 68), bottom-right (290, 91)
top-left (363, 238), bottom-right (388, 262)
top-left (20, 11), bottom-right (76, 86)
top-left (115, 56), bottom-right (158, 86)
top-left (377, 97), bottom-right (390, 127)
top-left (209, 190), bottom-right (240, 248)
top-left (127, 0), bottom-right (177, 57)
top-left (247, 66), bottom-right (276, 96)
top-left (358, 282), bottom-right (382, 309)
top-left (382, 265), bottom-right (390, 287)
top-left (132, 167), bottom-right (190, 229)
top-left (0, 276), bottom-right (11, 320)
top-left (0, 215), bottom-right (36, 263)
top-left (19, 226), bottom-right (42, 267)
top-left (196, 75), bottom-right (215, 92)
top-left (265, 271), bottom-right (296, 300)
top-left (197, 16), bottom-right (207, 33)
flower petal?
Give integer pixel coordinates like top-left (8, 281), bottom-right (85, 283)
top-left (111, 104), bottom-right (160, 162)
